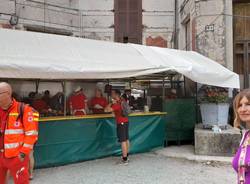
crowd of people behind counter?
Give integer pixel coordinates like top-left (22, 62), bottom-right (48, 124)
top-left (12, 86), bottom-right (143, 117)
top-left (12, 85), bottom-right (178, 117)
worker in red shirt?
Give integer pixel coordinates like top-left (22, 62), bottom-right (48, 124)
top-left (32, 94), bottom-right (50, 116)
top-left (0, 82), bottom-right (39, 184)
top-left (90, 89), bottom-right (108, 114)
top-left (105, 89), bottom-right (130, 165)
top-left (68, 87), bottom-right (87, 116)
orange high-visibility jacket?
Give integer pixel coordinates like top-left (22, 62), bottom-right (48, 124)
top-left (3, 99), bottom-right (39, 158)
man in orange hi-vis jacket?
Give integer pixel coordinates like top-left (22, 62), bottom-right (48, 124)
top-left (0, 82), bottom-right (39, 184)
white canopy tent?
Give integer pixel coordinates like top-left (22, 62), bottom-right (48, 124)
top-left (0, 29), bottom-right (240, 89)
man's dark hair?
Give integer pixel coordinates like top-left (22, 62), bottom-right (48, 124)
top-left (28, 92), bottom-right (36, 98)
top-left (121, 94), bottom-right (128, 101)
top-left (45, 90), bottom-right (50, 95)
top-left (112, 89), bottom-right (121, 96)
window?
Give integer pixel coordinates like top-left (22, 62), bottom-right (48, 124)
top-left (114, 0), bottom-right (142, 44)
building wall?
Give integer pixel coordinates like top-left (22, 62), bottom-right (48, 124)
top-left (0, 0), bottom-right (15, 28)
top-left (178, 0), bottom-right (196, 51)
top-left (0, 0), bottom-right (81, 34)
top-left (178, 0), bottom-right (233, 68)
top-left (142, 0), bottom-right (175, 48)
top-left (225, 0), bottom-right (233, 71)
top-left (0, 0), bottom-right (176, 45)
top-left (79, 0), bottom-right (114, 41)
top-left (195, 0), bottom-right (226, 65)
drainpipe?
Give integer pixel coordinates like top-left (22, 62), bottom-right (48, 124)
top-left (174, 0), bottom-right (178, 49)
top-left (223, 0), bottom-right (227, 68)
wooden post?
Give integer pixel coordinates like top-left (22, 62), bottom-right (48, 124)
top-left (162, 77), bottom-right (165, 111)
top-left (62, 81), bottom-right (67, 116)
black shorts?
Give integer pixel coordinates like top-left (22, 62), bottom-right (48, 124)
top-left (116, 122), bottom-right (129, 142)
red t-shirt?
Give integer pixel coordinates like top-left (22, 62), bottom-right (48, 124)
top-left (69, 93), bottom-right (86, 110)
top-left (112, 101), bottom-right (129, 124)
top-left (32, 99), bottom-right (49, 113)
top-left (90, 97), bottom-right (108, 114)
top-left (0, 133), bottom-right (3, 149)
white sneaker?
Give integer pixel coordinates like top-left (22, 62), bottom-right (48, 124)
top-left (117, 159), bottom-right (129, 165)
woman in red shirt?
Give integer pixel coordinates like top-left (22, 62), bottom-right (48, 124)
top-left (90, 89), bottom-right (108, 114)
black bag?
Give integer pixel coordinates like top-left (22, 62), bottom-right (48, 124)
top-left (17, 102), bottom-right (25, 122)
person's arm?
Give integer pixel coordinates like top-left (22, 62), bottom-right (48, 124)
top-left (84, 98), bottom-right (89, 114)
top-left (104, 103), bottom-right (113, 113)
top-left (19, 106), bottom-right (39, 157)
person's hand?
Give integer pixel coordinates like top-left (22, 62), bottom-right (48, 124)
top-left (94, 104), bottom-right (103, 109)
top-left (104, 103), bottom-right (112, 113)
top-left (18, 152), bottom-right (26, 162)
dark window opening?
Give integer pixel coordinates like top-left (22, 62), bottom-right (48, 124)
top-left (123, 36), bottom-right (128, 43)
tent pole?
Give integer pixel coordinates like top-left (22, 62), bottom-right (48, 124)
top-left (35, 80), bottom-right (39, 94)
top-left (107, 79), bottom-right (110, 101)
top-left (162, 76), bottom-right (165, 111)
top-left (184, 76), bottom-right (186, 97)
top-left (63, 81), bottom-right (67, 116)
top-left (195, 82), bottom-right (198, 124)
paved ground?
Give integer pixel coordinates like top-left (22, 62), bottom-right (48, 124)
top-left (27, 152), bottom-right (236, 184)
top-left (156, 145), bottom-right (233, 164)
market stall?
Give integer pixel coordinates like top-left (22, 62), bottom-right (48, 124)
top-left (0, 29), bottom-right (240, 168)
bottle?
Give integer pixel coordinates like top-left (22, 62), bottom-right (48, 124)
top-left (144, 105), bottom-right (149, 113)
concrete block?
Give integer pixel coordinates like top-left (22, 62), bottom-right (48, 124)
top-left (195, 124), bottom-right (241, 156)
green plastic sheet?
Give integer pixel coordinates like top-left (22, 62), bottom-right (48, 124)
top-left (164, 98), bottom-right (196, 143)
top-left (34, 115), bottom-right (165, 168)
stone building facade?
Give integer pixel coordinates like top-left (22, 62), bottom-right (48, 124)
top-left (0, 0), bottom-right (175, 45)
top-left (0, 0), bottom-right (249, 88)
top-left (178, 0), bottom-right (250, 89)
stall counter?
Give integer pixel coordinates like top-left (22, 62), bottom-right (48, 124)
top-left (39, 112), bottom-right (167, 121)
top-left (35, 112), bottom-right (167, 168)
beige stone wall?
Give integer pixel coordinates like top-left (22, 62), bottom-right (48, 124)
top-left (79, 0), bottom-right (114, 41)
top-left (178, 0), bottom-right (233, 68)
top-left (0, 0), bottom-right (15, 15)
top-left (0, 0), bottom-right (81, 34)
top-left (0, 0), bottom-right (114, 40)
top-left (195, 0), bottom-right (226, 65)
top-left (142, 0), bottom-right (175, 48)
top-left (0, 0), bottom-right (176, 46)
top-left (178, 0), bottom-right (196, 51)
